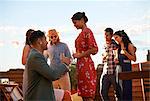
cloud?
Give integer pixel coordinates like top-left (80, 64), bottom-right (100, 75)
top-left (0, 22), bottom-right (149, 50)
top-left (0, 41), bottom-right (4, 47)
top-left (143, 15), bottom-right (150, 20)
top-left (125, 24), bottom-right (150, 35)
top-left (0, 25), bottom-right (47, 36)
top-left (0, 26), bottom-right (21, 35)
top-left (91, 22), bottom-right (150, 37)
top-left (134, 40), bottom-right (150, 47)
top-left (142, 9), bottom-right (150, 20)
top-left (11, 41), bottom-right (20, 48)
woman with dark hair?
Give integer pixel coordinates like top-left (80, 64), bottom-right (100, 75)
top-left (113, 30), bottom-right (136, 101)
top-left (71, 12), bottom-right (98, 101)
top-left (21, 29), bottom-right (34, 97)
top-left (22, 29), bottom-right (34, 65)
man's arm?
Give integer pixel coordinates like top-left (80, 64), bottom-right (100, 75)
top-left (28, 54), bottom-right (69, 81)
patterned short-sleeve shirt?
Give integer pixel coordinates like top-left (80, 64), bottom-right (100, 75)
top-left (102, 40), bottom-right (118, 74)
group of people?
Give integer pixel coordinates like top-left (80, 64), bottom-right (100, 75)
top-left (21, 11), bottom-right (136, 101)
top-left (22, 29), bottom-right (72, 101)
top-left (100, 28), bottom-right (136, 101)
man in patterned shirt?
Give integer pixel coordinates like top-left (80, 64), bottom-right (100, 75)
top-left (100, 28), bottom-right (122, 101)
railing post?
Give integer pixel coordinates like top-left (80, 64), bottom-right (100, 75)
top-left (139, 63), bottom-right (146, 101)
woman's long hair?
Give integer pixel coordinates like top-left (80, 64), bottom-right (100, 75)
top-left (114, 30), bottom-right (132, 48)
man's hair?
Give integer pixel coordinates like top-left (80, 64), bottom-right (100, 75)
top-left (29, 30), bottom-right (45, 44)
top-left (104, 28), bottom-right (113, 35)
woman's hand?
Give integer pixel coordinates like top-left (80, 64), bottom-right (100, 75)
top-left (120, 49), bottom-right (126, 54)
top-left (72, 52), bottom-right (82, 59)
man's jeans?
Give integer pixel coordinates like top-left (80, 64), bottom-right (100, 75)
top-left (100, 74), bottom-right (122, 101)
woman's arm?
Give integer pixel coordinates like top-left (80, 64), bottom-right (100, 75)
top-left (22, 45), bottom-right (31, 65)
top-left (73, 47), bottom-right (98, 59)
top-left (122, 43), bottom-right (136, 62)
top-left (114, 49), bottom-right (119, 63)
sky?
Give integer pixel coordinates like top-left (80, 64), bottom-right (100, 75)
top-left (0, 0), bottom-right (150, 71)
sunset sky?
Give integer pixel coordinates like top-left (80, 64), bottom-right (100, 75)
top-left (0, 0), bottom-right (150, 71)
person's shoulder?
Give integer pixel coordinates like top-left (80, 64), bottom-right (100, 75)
top-left (83, 28), bottom-right (94, 38)
top-left (59, 42), bottom-right (68, 47)
top-left (128, 43), bottom-right (135, 48)
top-left (25, 44), bottom-right (30, 48)
top-left (29, 49), bottom-right (42, 57)
top-left (86, 27), bottom-right (91, 31)
top-left (23, 44), bottom-right (31, 50)
top-left (84, 27), bottom-right (92, 33)
top-left (128, 43), bottom-right (136, 51)
top-left (110, 39), bottom-right (115, 44)
top-left (111, 39), bottom-right (117, 44)
top-left (111, 39), bottom-right (119, 47)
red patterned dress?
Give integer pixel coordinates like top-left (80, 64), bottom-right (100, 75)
top-left (75, 28), bottom-right (98, 97)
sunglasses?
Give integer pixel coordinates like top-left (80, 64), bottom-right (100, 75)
top-left (50, 35), bottom-right (57, 39)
